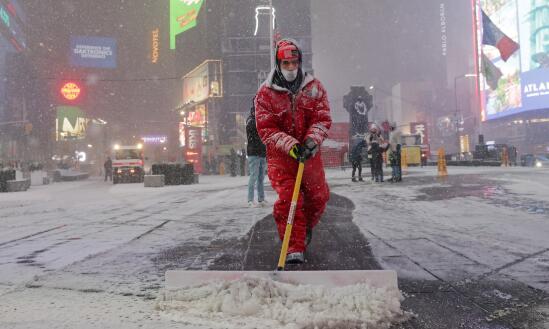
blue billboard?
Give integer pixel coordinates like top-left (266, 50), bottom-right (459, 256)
top-left (70, 36), bottom-right (117, 69)
top-left (477, 0), bottom-right (549, 121)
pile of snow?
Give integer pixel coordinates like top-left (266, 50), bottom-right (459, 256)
top-left (155, 275), bottom-right (407, 329)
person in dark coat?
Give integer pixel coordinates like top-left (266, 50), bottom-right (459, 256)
top-left (104, 156), bottom-right (112, 181)
top-left (246, 103), bottom-right (267, 206)
top-left (389, 144), bottom-right (402, 182)
top-left (349, 135), bottom-right (367, 182)
top-left (367, 125), bottom-right (387, 182)
top-left (240, 148), bottom-right (247, 176)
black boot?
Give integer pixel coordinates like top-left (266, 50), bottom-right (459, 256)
top-left (352, 177), bottom-right (357, 182)
top-left (358, 176), bottom-right (364, 182)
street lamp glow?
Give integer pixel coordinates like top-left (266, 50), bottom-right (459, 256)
top-left (87, 144), bottom-right (93, 148)
top-left (369, 85), bottom-right (374, 90)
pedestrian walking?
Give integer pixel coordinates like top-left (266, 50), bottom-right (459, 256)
top-left (367, 124), bottom-right (387, 182)
top-left (255, 38), bottom-right (332, 264)
top-left (246, 101), bottom-right (267, 207)
top-left (104, 156), bottom-right (112, 182)
top-left (240, 148), bottom-right (247, 176)
top-left (389, 144), bottom-right (402, 182)
top-left (349, 134), bottom-right (367, 182)
top-left (388, 122), bottom-right (402, 182)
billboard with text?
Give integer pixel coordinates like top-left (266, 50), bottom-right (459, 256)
top-left (70, 36), bottom-right (117, 68)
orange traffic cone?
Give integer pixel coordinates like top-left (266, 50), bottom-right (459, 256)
top-left (438, 147), bottom-right (448, 177)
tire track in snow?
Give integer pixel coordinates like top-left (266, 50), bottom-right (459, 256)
top-left (0, 225), bottom-right (67, 248)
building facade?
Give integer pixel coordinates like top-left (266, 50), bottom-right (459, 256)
top-left (174, 0), bottom-right (312, 163)
top-left (0, 0), bottom-right (41, 164)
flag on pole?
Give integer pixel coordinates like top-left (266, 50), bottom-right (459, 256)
top-left (481, 10), bottom-right (519, 61)
top-left (481, 53), bottom-right (503, 90)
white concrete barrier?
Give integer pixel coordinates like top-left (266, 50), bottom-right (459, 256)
top-left (31, 171), bottom-right (46, 186)
top-left (144, 175), bottom-right (164, 187)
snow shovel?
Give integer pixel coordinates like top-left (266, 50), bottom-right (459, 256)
top-left (165, 157), bottom-right (398, 291)
top-left (276, 158), bottom-right (306, 270)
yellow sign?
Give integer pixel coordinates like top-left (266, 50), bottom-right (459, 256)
top-left (402, 146), bottom-right (421, 165)
top-left (61, 82), bottom-right (81, 101)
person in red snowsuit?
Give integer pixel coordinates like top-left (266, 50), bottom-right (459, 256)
top-left (255, 39), bottom-right (332, 264)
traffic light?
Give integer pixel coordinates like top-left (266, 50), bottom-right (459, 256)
top-left (24, 123), bottom-right (33, 135)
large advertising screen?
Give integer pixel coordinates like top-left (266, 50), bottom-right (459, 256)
top-left (182, 60), bottom-right (222, 104)
top-left (477, 0), bottom-right (548, 121)
top-left (70, 36), bottom-right (117, 69)
top-left (56, 106), bottom-right (89, 141)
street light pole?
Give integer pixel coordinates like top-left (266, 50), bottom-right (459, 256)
top-left (369, 85), bottom-right (374, 125)
top-left (269, 0), bottom-right (274, 70)
top-left (454, 74), bottom-right (477, 159)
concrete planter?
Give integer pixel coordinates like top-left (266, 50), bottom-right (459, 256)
top-left (144, 175), bottom-right (165, 187)
top-left (30, 171), bottom-right (47, 186)
top-left (7, 179), bottom-right (31, 192)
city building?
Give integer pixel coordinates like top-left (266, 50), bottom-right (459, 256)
top-left (174, 0), bottom-right (312, 168)
top-left (0, 0), bottom-right (41, 164)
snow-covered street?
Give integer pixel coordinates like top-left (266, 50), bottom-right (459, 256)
top-left (1, 166), bottom-right (549, 328)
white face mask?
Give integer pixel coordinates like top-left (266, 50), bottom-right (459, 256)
top-left (281, 68), bottom-right (298, 82)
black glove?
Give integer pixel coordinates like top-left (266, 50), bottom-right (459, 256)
top-left (289, 144), bottom-right (306, 161)
top-left (304, 138), bottom-right (318, 159)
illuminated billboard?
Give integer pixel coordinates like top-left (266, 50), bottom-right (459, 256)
top-left (170, 0), bottom-right (204, 49)
top-left (56, 106), bottom-right (89, 141)
top-left (70, 36), bottom-right (117, 68)
top-left (477, 0), bottom-right (549, 121)
top-left (182, 60), bottom-right (223, 104)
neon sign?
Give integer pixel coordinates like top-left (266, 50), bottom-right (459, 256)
top-left (151, 28), bottom-right (159, 63)
top-left (61, 82), bottom-right (81, 101)
top-left (141, 136), bottom-right (167, 144)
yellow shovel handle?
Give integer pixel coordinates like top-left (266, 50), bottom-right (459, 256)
top-left (277, 161), bottom-right (305, 270)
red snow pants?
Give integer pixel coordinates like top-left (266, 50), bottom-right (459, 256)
top-left (268, 153), bottom-right (330, 253)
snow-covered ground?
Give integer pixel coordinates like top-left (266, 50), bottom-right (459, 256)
top-left (0, 166), bottom-right (548, 328)
top-left (332, 166), bottom-right (549, 290)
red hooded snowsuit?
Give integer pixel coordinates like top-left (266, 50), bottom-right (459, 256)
top-left (255, 70), bottom-right (332, 254)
